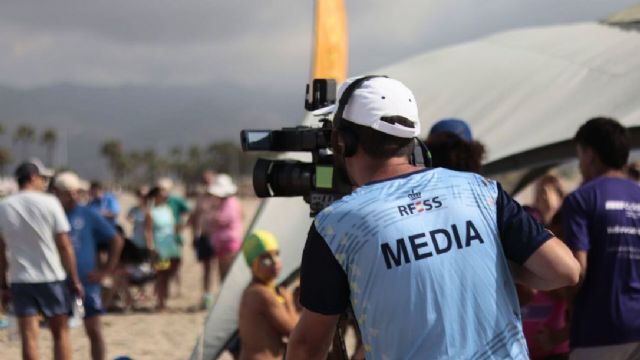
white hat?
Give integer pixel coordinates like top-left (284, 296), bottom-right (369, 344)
top-left (207, 173), bottom-right (237, 197)
top-left (53, 171), bottom-right (82, 191)
top-left (314, 76), bottom-right (420, 138)
top-left (156, 177), bottom-right (174, 191)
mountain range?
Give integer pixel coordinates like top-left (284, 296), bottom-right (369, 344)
top-left (0, 82), bottom-right (305, 178)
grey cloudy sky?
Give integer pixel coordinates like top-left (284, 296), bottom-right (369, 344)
top-left (0, 0), bottom-right (637, 178)
top-left (1, 0), bottom-right (637, 91)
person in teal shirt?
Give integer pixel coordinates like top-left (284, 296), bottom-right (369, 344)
top-left (156, 178), bottom-right (191, 296)
top-left (126, 186), bottom-right (150, 250)
top-left (145, 186), bottom-right (179, 311)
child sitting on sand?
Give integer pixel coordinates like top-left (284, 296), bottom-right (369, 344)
top-left (238, 230), bottom-right (299, 360)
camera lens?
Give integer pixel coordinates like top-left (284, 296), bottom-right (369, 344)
top-left (253, 159), bottom-right (314, 197)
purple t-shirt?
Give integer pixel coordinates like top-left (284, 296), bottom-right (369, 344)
top-left (562, 176), bottom-right (640, 347)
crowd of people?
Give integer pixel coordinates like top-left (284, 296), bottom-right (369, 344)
top-left (1, 77), bottom-right (639, 360)
top-left (0, 163), bottom-right (244, 360)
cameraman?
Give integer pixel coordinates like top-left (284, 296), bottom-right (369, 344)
top-left (287, 76), bottom-right (580, 359)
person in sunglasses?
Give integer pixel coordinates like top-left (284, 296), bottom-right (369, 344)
top-left (238, 230), bottom-right (299, 360)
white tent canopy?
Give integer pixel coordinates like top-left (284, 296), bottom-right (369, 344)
top-left (382, 21), bottom-right (640, 172)
top-left (195, 20), bottom-right (640, 360)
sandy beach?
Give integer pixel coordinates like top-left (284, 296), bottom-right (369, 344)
top-left (1, 194), bottom-right (261, 360)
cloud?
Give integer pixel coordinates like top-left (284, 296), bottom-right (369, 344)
top-left (0, 1), bottom-right (311, 45)
top-left (0, 0), bottom-right (637, 89)
top-left (0, 22), bottom-right (312, 89)
top-left (0, 1), bottom-right (316, 89)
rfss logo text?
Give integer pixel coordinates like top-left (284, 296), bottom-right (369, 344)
top-left (398, 189), bottom-right (443, 216)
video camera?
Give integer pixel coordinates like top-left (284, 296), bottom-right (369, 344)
top-left (240, 79), bottom-right (351, 216)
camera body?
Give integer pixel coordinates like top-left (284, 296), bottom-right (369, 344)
top-left (241, 79), bottom-right (350, 216)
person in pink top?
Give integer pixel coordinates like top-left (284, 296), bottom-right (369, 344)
top-left (190, 170), bottom-right (218, 309)
top-left (520, 191), bottom-right (571, 360)
top-left (208, 174), bottom-right (243, 281)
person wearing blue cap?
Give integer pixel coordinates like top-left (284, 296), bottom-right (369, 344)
top-left (427, 117), bottom-right (486, 173)
top-left (429, 118), bottom-right (474, 141)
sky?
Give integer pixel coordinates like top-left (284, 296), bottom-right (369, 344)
top-left (0, 0), bottom-right (637, 176)
top-left (1, 0), bottom-right (636, 90)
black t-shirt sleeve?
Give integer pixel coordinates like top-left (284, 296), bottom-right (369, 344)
top-left (496, 183), bottom-right (553, 264)
top-left (299, 223), bottom-right (350, 315)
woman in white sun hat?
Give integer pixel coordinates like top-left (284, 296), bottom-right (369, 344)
top-left (207, 174), bottom-right (243, 283)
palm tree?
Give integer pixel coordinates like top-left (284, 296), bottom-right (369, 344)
top-left (13, 124), bottom-right (35, 161)
top-left (142, 148), bottom-right (159, 183)
top-left (169, 146), bottom-right (185, 180)
top-left (100, 139), bottom-right (128, 183)
top-left (207, 141), bottom-right (242, 176)
top-left (127, 150), bottom-right (143, 172)
top-left (188, 145), bottom-right (201, 163)
top-left (0, 147), bottom-right (12, 175)
top-left (40, 128), bottom-right (58, 166)
top-left (182, 145), bottom-right (203, 187)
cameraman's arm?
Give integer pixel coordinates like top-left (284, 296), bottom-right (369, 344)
top-left (287, 310), bottom-right (339, 360)
top-left (509, 237), bottom-right (579, 290)
top-left (496, 183), bottom-right (579, 290)
top-left (289, 224), bottom-right (350, 359)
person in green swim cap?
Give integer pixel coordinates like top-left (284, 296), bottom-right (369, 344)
top-left (238, 230), bottom-right (299, 360)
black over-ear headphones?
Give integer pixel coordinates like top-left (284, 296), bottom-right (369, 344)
top-left (333, 75), bottom-right (386, 157)
top-left (332, 75), bottom-right (432, 167)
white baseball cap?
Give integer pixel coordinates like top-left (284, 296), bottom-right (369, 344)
top-left (26, 157), bottom-right (55, 178)
top-left (314, 76), bottom-right (421, 138)
top-left (53, 171), bottom-right (82, 191)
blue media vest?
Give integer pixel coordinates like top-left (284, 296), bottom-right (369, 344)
top-left (313, 168), bottom-right (532, 359)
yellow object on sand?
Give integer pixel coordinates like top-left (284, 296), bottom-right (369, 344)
top-left (154, 259), bottom-right (171, 271)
